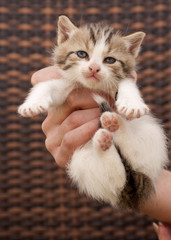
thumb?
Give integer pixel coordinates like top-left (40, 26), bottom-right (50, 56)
top-left (31, 66), bottom-right (62, 86)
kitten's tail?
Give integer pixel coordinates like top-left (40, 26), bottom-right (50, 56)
top-left (93, 94), bottom-right (112, 113)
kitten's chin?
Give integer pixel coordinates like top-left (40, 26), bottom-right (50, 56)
top-left (81, 76), bottom-right (101, 89)
top-left (83, 81), bottom-right (100, 89)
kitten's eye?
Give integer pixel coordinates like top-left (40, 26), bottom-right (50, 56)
top-left (77, 51), bottom-right (88, 59)
top-left (104, 57), bottom-right (116, 64)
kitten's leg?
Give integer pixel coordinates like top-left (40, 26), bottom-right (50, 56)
top-left (100, 111), bottom-right (156, 209)
top-left (102, 112), bottom-right (168, 181)
top-left (18, 79), bottom-right (73, 117)
top-left (69, 112), bottom-right (167, 209)
top-left (68, 140), bottom-right (126, 207)
top-left (68, 113), bottom-right (127, 207)
top-left (116, 78), bottom-right (149, 119)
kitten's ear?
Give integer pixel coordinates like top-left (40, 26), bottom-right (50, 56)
top-left (57, 15), bottom-right (78, 45)
top-left (123, 32), bottom-right (146, 58)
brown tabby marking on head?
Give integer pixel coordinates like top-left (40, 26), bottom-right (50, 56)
top-left (53, 25), bottom-right (136, 80)
top-left (53, 16), bottom-right (145, 94)
top-left (63, 63), bottom-right (77, 71)
top-left (57, 51), bottom-right (75, 65)
top-left (90, 26), bottom-right (96, 45)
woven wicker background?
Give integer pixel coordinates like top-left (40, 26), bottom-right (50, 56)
top-left (0, 0), bottom-right (171, 239)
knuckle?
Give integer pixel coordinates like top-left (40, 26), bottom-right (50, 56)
top-left (41, 110), bottom-right (56, 135)
top-left (45, 138), bottom-right (50, 150)
top-left (67, 112), bottom-right (79, 127)
top-left (66, 91), bottom-right (76, 108)
top-left (53, 144), bottom-right (70, 169)
top-left (45, 138), bottom-right (53, 153)
top-left (62, 133), bottom-right (73, 150)
top-left (42, 118), bottom-right (49, 135)
top-left (55, 158), bottom-right (66, 169)
top-left (66, 90), bottom-right (80, 108)
top-left (31, 71), bottom-right (40, 86)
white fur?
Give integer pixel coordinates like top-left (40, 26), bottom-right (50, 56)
top-left (67, 112), bottom-right (167, 207)
top-left (67, 134), bottom-right (127, 207)
top-left (116, 78), bottom-right (149, 119)
top-left (18, 77), bottom-right (74, 117)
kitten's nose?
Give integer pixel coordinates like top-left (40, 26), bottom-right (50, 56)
top-left (89, 63), bottom-right (101, 74)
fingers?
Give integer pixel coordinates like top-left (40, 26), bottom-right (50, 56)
top-left (55, 118), bottom-right (99, 168)
top-left (31, 66), bottom-right (62, 86)
top-left (42, 89), bottom-right (98, 133)
top-left (41, 87), bottom-right (101, 169)
top-left (47, 118), bottom-right (99, 168)
top-left (44, 107), bottom-right (100, 148)
top-left (66, 88), bottom-right (98, 109)
top-left (42, 89), bottom-right (100, 169)
top-left (153, 223), bottom-right (171, 240)
top-left (42, 104), bottom-right (72, 134)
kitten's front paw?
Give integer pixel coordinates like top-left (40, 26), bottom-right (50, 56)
top-left (93, 129), bottom-right (113, 151)
top-left (18, 102), bottom-right (48, 117)
top-left (116, 99), bottom-right (149, 119)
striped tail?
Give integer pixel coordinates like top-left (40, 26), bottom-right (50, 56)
top-left (93, 94), bottom-right (112, 114)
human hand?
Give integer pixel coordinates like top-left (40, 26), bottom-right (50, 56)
top-left (42, 90), bottom-right (100, 168)
top-left (31, 67), bottom-right (137, 168)
top-left (31, 66), bottom-right (100, 168)
top-left (153, 223), bottom-right (171, 240)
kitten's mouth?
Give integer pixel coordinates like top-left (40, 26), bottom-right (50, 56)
top-left (82, 71), bottom-right (101, 86)
top-left (87, 74), bottom-right (99, 82)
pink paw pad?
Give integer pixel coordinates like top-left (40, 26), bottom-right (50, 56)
top-left (98, 130), bottom-right (113, 151)
top-left (101, 113), bottom-right (119, 132)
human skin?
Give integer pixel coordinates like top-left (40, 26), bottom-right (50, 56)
top-left (31, 66), bottom-right (171, 225)
top-left (153, 222), bottom-right (171, 240)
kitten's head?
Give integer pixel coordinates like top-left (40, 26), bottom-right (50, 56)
top-left (53, 16), bottom-right (145, 94)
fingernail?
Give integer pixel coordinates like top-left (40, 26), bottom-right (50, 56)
top-left (153, 222), bottom-right (159, 234)
top-left (159, 222), bottom-right (164, 226)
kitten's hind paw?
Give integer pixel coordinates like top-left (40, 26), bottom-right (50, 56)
top-left (100, 112), bottom-right (120, 132)
top-left (93, 129), bottom-right (113, 151)
top-left (18, 102), bottom-right (47, 117)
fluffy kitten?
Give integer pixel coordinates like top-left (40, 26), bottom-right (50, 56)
top-left (18, 16), bottom-right (168, 209)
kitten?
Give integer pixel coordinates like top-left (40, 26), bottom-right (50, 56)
top-left (18, 16), bottom-right (168, 209)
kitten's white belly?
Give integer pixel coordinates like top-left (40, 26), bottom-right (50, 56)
top-left (67, 114), bottom-right (168, 207)
top-left (67, 141), bottom-right (126, 206)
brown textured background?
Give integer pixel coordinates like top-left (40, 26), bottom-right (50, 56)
top-left (0, 0), bottom-right (171, 239)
